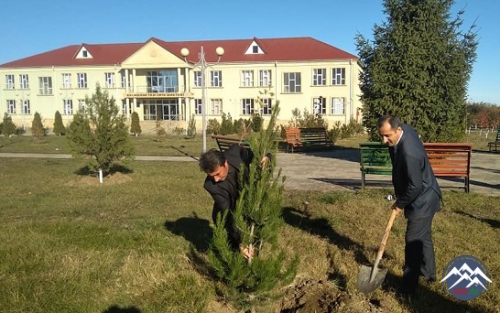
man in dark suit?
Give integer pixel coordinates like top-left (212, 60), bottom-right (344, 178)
top-left (199, 144), bottom-right (270, 259)
top-left (378, 114), bottom-right (442, 295)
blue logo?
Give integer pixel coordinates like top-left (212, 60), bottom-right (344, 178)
top-left (440, 255), bottom-right (492, 301)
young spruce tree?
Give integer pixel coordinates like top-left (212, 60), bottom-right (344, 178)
top-left (356, 0), bottom-right (477, 142)
top-left (2, 113), bottom-right (17, 137)
top-left (207, 99), bottom-right (298, 309)
top-left (66, 84), bottom-right (134, 175)
top-left (53, 111), bottom-right (66, 135)
top-left (31, 112), bottom-right (45, 139)
top-left (130, 111), bottom-right (142, 136)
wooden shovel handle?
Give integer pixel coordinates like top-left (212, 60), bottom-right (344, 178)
top-left (375, 209), bottom-right (399, 262)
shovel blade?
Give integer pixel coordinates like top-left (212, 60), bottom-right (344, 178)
top-left (357, 265), bottom-right (388, 294)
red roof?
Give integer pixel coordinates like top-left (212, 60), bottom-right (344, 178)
top-left (0, 37), bottom-right (358, 68)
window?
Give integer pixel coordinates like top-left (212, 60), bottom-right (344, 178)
top-left (39, 77), bottom-right (53, 95)
top-left (147, 70), bottom-right (178, 92)
top-left (313, 97), bottom-right (326, 115)
top-left (5, 75), bottom-right (15, 89)
top-left (194, 99), bottom-right (202, 115)
top-left (252, 46), bottom-right (258, 53)
top-left (313, 69), bottom-right (326, 86)
top-left (241, 99), bottom-right (254, 115)
top-left (19, 74), bottom-right (29, 89)
top-left (210, 99), bottom-right (222, 115)
top-left (105, 73), bottom-right (115, 88)
top-left (63, 99), bottom-right (73, 115)
top-left (78, 99), bottom-right (86, 112)
top-left (259, 70), bottom-right (271, 87)
top-left (77, 73), bottom-right (87, 88)
top-left (7, 100), bottom-right (16, 114)
top-left (283, 72), bottom-right (301, 93)
top-left (194, 72), bottom-right (202, 87)
top-left (331, 97), bottom-right (345, 115)
top-left (210, 71), bottom-right (222, 87)
top-left (332, 68), bottom-right (346, 85)
top-left (62, 73), bottom-right (72, 89)
top-left (241, 70), bottom-right (253, 87)
top-left (21, 100), bottom-right (30, 114)
top-left (260, 98), bottom-right (272, 115)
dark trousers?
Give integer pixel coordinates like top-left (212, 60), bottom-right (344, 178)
top-left (403, 214), bottom-right (436, 291)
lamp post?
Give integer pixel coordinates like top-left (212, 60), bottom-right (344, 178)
top-left (16, 91), bottom-right (30, 130)
top-left (181, 46), bottom-right (224, 152)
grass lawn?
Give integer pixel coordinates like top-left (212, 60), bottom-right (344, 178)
top-left (0, 154), bottom-right (498, 312)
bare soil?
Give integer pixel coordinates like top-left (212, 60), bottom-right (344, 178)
top-left (65, 172), bottom-right (132, 186)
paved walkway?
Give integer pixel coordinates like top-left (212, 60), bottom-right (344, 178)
top-left (1, 150), bottom-right (499, 196)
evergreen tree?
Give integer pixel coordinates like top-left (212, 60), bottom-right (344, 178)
top-left (356, 0), bottom-right (477, 142)
top-left (2, 113), bottom-right (17, 137)
top-left (31, 112), bottom-right (45, 139)
top-left (130, 111), bottom-right (141, 136)
top-left (186, 114), bottom-right (196, 138)
top-left (53, 111), bottom-right (66, 135)
top-left (207, 101), bottom-right (298, 310)
top-left (66, 84), bottom-right (134, 175)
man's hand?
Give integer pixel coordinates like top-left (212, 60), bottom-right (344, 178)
top-left (239, 244), bottom-right (254, 259)
top-left (391, 203), bottom-right (403, 214)
top-left (260, 156), bottom-right (270, 169)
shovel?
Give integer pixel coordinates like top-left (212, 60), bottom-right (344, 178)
top-left (357, 209), bottom-right (399, 294)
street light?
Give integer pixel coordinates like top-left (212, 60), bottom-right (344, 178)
top-left (181, 46), bottom-right (224, 152)
top-left (16, 91), bottom-right (30, 130)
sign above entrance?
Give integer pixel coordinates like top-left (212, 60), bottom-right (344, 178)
top-left (124, 92), bottom-right (194, 98)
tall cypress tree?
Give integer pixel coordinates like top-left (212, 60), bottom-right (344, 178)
top-left (53, 111), bottom-right (66, 136)
top-left (207, 100), bottom-right (298, 310)
top-left (356, 0), bottom-right (477, 142)
top-left (31, 112), bottom-right (45, 140)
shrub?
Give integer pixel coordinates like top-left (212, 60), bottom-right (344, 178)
top-left (31, 112), bottom-right (45, 140)
top-left (53, 111), bottom-right (66, 136)
top-left (2, 113), bottom-right (16, 137)
top-left (220, 112), bottom-right (234, 135)
top-left (206, 118), bottom-right (220, 135)
top-left (186, 114), bottom-right (196, 138)
top-left (130, 112), bottom-right (141, 136)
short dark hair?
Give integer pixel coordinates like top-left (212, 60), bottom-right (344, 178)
top-left (199, 149), bottom-right (226, 173)
top-left (377, 114), bottom-right (402, 131)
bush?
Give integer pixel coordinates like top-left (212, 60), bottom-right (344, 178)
top-left (234, 118), bottom-right (252, 138)
top-left (206, 118), bottom-right (220, 135)
top-left (53, 111), bottom-right (66, 136)
top-left (220, 112), bottom-right (234, 135)
top-left (2, 113), bottom-right (17, 137)
top-left (186, 114), bottom-right (196, 139)
top-left (31, 112), bottom-right (45, 140)
top-left (288, 108), bottom-right (328, 129)
top-left (130, 112), bottom-right (141, 136)
top-left (172, 126), bottom-right (185, 137)
top-left (251, 113), bottom-right (263, 132)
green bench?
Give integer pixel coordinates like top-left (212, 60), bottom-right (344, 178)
top-left (359, 142), bottom-right (392, 188)
top-left (487, 127), bottom-right (500, 152)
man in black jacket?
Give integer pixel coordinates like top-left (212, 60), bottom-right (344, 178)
top-left (378, 115), bottom-right (442, 295)
top-left (199, 144), bottom-right (270, 259)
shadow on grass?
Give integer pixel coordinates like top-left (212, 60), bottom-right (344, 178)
top-left (74, 163), bottom-right (134, 176)
top-left (164, 214), bottom-right (213, 252)
top-left (102, 305), bottom-right (141, 313)
top-left (169, 145), bottom-right (199, 160)
top-left (454, 210), bottom-right (500, 229)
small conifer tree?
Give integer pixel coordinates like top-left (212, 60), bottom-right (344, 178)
top-left (31, 112), bottom-right (45, 139)
top-left (53, 111), bottom-right (66, 135)
top-left (130, 111), bottom-right (141, 136)
top-left (66, 84), bottom-right (134, 176)
top-left (207, 100), bottom-right (298, 310)
top-left (2, 113), bottom-right (17, 137)
top-left (186, 114), bottom-right (196, 138)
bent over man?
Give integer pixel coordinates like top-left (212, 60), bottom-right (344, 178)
top-left (199, 144), bottom-right (270, 258)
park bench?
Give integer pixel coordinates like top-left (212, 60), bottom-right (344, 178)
top-left (359, 142), bottom-right (392, 188)
top-left (423, 143), bottom-right (472, 193)
top-left (359, 142), bottom-right (472, 193)
top-left (211, 135), bottom-right (249, 152)
top-left (487, 127), bottom-right (500, 152)
top-left (284, 127), bottom-right (331, 153)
